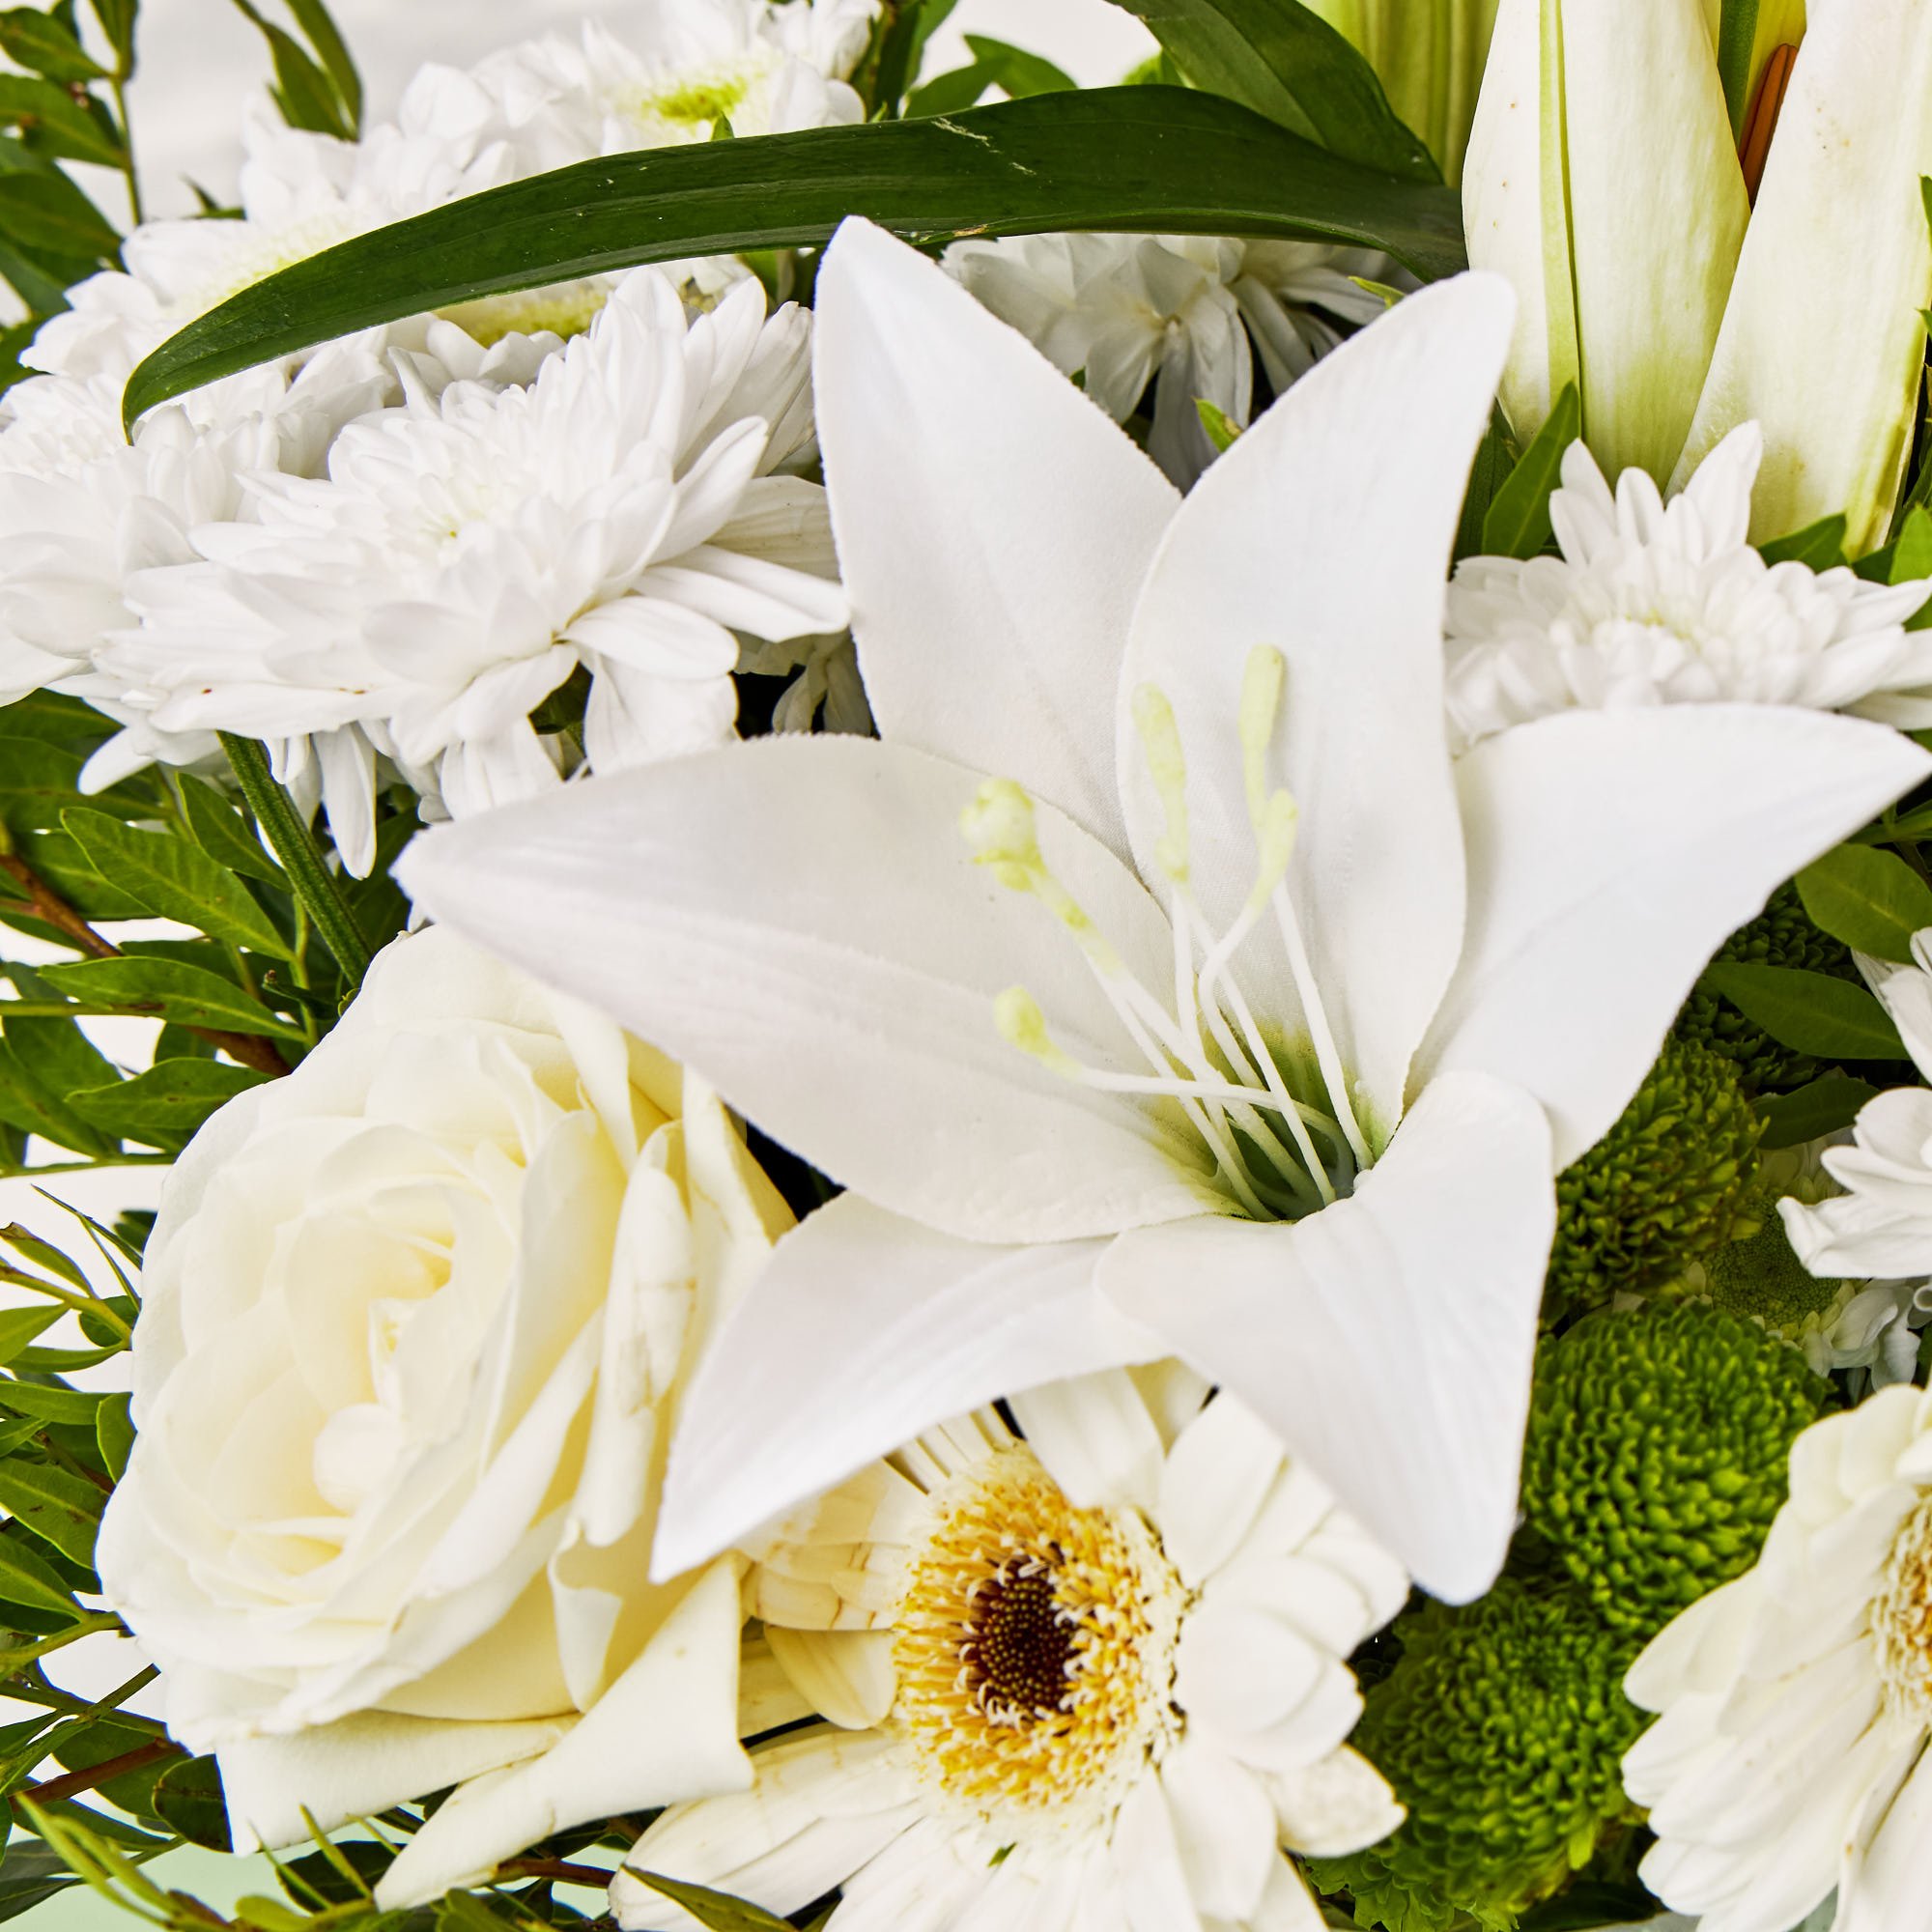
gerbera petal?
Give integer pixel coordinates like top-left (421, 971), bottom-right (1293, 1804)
top-left (1117, 272), bottom-right (1514, 1133)
top-left (650, 1196), bottom-right (1160, 1581)
top-left (1837, 1739), bottom-right (1932, 1932)
top-left (813, 217), bottom-right (1179, 856)
top-left (399, 735), bottom-right (1225, 1243)
top-left (1418, 705), bottom-right (1932, 1168)
top-left (1099, 1070), bottom-right (1554, 1603)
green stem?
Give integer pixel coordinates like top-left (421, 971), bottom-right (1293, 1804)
top-left (218, 734), bottom-right (373, 986)
top-left (110, 73), bottom-right (142, 226)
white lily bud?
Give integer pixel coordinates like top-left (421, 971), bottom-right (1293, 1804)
top-left (1463, 0), bottom-right (1748, 485)
top-left (1301, 0), bottom-right (1502, 184)
top-left (1670, 1), bottom-right (1932, 554)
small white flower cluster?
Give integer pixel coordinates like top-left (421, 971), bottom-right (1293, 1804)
top-left (0, 0), bottom-right (872, 870)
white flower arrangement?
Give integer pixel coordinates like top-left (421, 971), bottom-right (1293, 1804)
top-left (0, 5), bottom-right (1928, 1932)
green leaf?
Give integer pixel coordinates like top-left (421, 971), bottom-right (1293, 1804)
top-left (226, 0), bottom-right (353, 138)
top-left (1481, 382), bottom-right (1580, 559)
top-left (86, 0), bottom-right (137, 71)
top-left (0, 1225), bottom-right (88, 1292)
top-left (0, 736), bottom-right (149, 833)
top-left (1796, 844), bottom-right (1932, 963)
top-left (71, 1057), bottom-right (269, 1143)
top-left (1518, 1883), bottom-right (1668, 1932)
top-left (1194, 395), bottom-right (1242, 453)
top-left (61, 809), bottom-right (291, 956)
top-left (1759, 512), bottom-right (1849, 570)
top-left (0, 1037), bottom-right (117, 1159)
top-left (0, 1460), bottom-right (102, 1565)
top-left (1702, 962), bottom-right (1907, 1061)
top-left (37, 957), bottom-right (307, 1041)
top-left (0, 827), bottom-right (149, 923)
top-left (1715, 0), bottom-right (1760, 141)
top-left (152, 1754), bottom-right (228, 1851)
top-left (0, 76), bottom-right (121, 167)
top-left (0, 169), bottom-right (118, 264)
top-left (0, 1530), bottom-right (79, 1619)
top-left (1757, 1071), bottom-right (1883, 1151)
top-left (908, 35), bottom-right (1076, 115)
top-left (282, 0), bottom-right (360, 130)
top-left (627, 1874), bottom-right (792, 1932)
top-left (124, 88), bottom-right (1465, 424)
top-left (0, 11), bottom-right (106, 81)
top-left (0, 1839), bottom-right (76, 1920)
top-left (0, 1310), bottom-right (57, 1370)
top-left (94, 1392), bottom-right (131, 1483)
top-left (1454, 408), bottom-right (1511, 561)
top-left (179, 777), bottom-right (285, 886)
top-left (1107, 0), bottom-right (1438, 179)
top-left (0, 1382), bottom-right (104, 1427)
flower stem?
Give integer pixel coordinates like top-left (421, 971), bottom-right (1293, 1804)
top-left (12, 1739), bottom-right (182, 1811)
top-left (218, 735), bottom-right (374, 988)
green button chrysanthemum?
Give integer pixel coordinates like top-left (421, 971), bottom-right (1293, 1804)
top-left (1521, 1302), bottom-right (1830, 1642)
top-left (1544, 1037), bottom-right (1764, 1317)
top-left (1673, 883), bottom-right (1858, 1094)
top-left (1309, 1578), bottom-right (1643, 1932)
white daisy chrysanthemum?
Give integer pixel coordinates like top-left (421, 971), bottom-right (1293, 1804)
top-left (1443, 424), bottom-right (1932, 751)
top-left (1783, 929), bottom-right (1932, 1290)
top-left (1623, 1383), bottom-right (1932, 1932)
top-left (611, 1373), bottom-right (1408, 1932)
top-left (102, 269), bottom-right (844, 869)
top-left (945, 231), bottom-right (1396, 487)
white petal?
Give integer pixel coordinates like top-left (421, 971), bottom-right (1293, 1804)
top-left (374, 1561), bottom-right (751, 1907)
top-left (219, 1710), bottom-right (569, 1854)
top-left (815, 217), bottom-right (1178, 854)
top-left (1838, 1741), bottom-right (1932, 1932)
top-left (1158, 1743), bottom-right (1280, 1921)
top-left (1421, 706), bottom-right (1932, 1167)
top-left (1262, 1746), bottom-right (1406, 1859)
top-left (1010, 1368), bottom-right (1175, 1517)
top-left (399, 735), bottom-right (1224, 1243)
top-left (1100, 1070), bottom-right (1554, 1603)
top-left (763, 1627), bottom-right (896, 1730)
top-left (652, 1197), bottom-right (1160, 1580)
top-left (1155, 1393), bottom-right (1287, 1590)
top-left (1118, 273), bottom-right (1515, 1134)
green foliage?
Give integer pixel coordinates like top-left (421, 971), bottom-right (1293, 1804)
top-left (1521, 1303), bottom-right (1828, 1643)
top-left (124, 87), bottom-right (1466, 426)
top-left (226, 0), bottom-right (361, 139)
top-left (1310, 1578), bottom-right (1644, 1931)
top-left (1674, 884), bottom-right (1862, 1094)
top-left (1757, 512), bottom-right (1848, 571)
top-left (1481, 382), bottom-right (1580, 560)
top-left (626, 1874), bottom-right (791, 1932)
top-left (1545, 1038), bottom-right (1764, 1316)
top-left (908, 35), bottom-right (1076, 115)
top-left (1796, 843), bottom-right (1932, 964)
top-left (1756, 1071), bottom-right (1882, 1150)
top-left (1701, 962), bottom-right (1904, 1063)
top-left (1108, 0), bottom-right (1438, 180)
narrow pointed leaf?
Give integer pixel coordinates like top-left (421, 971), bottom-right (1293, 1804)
top-left (628, 1874), bottom-right (792, 1932)
top-left (61, 810), bottom-right (290, 957)
top-left (124, 88), bottom-right (1464, 424)
top-left (1702, 963), bottom-right (1908, 1061)
top-left (0, 1462), bottom-right (102, 1566)
top-left (1795, 844), bottom-right (1932, 963)
top-left (1109, 0), bottom-right (1438, 179)
top-left (1480, 379), bottom-right (1579, 557)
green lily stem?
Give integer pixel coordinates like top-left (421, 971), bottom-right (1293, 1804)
top-left (218, 734), bottom-right (374, 987)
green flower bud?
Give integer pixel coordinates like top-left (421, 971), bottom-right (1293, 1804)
top-left (1545, 1038), bottom-right (1763, 1317)
top-left (1521, 1302), bottom-right (1830, 1643)
top-left (1310, 1578), bottom-right (1642, 1931)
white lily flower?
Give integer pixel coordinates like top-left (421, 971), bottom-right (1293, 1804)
top-left (1465, 0), bottom-right (1932, 552)
top-left (399, 218), bottom-right (1929, 1605)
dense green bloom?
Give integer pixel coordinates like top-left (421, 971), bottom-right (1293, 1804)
top-left (1311, 1579), bottom-right (1642, 1932)
top-left (1702, 1191), bottom-right (1848, 1339)
top-left (1544, 1038), bottom-right (1763, 1316)
top-left (1674, 884), bottom-right (1857, 1094)
top-left (1521, 1303), bottom-right (1829, 1642)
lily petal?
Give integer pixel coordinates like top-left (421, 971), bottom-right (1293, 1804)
top-left (400, 736), bottom-right (1224, 1243)
top-left (1118, 272), bottom-right (1513, 1135)
top-left (652, 1194), bottom-right (1161, 1581)
top-left (1098, 1070), bottom-right (1554, 1604)
top-left (815, 218), bottom-right (1178, 855)
top-left (1420, 705), bottom-right (1932, 1168)
top-left (1671, 0), bottom-right (1932, 553)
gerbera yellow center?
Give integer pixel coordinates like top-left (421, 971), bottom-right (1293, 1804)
top-left (1875, 1492), bottom-right (1932, 1726)
top-left (891, 1446), bottom-right (1183, 1832)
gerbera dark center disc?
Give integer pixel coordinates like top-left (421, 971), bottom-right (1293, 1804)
top-left (966, 1567), bottom-right (1074, 1717)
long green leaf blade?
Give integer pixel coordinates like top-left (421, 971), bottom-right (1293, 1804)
top-left (1109, 0), bottom-right (1437, 179)
top-left (124, 87), bottom-right (1463, 425)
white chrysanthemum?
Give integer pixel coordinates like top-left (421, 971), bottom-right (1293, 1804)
top-left (945, 231), bottom-right (1394, 487)
top-left (103, 270), bottom-right (845, 869)
top-left (610, 1373), bottom-right (1407, 1932)
top-left (1444, 424), bottom-right (1932, 750)
top-left (1624, 1383), bottom-right (1932, 1932)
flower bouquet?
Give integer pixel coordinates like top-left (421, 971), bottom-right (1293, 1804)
top-left (1, 2), bottom-right (1930, 1930)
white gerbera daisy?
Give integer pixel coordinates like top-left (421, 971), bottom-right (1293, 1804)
top-left (104, 269), bottom-right (845, 867)
top-left (1624, 1383), bottom-right (1932, 1932)
top-left (1444, 424), bottom-right (1932, 750)
top-left (945, 231), bottom-right (1395, 487)
top-left (611, 1373), bottom-right (1407, 1932)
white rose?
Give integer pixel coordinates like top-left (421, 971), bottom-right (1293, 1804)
top-left (98, 927), bottom-right (793, 1904)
